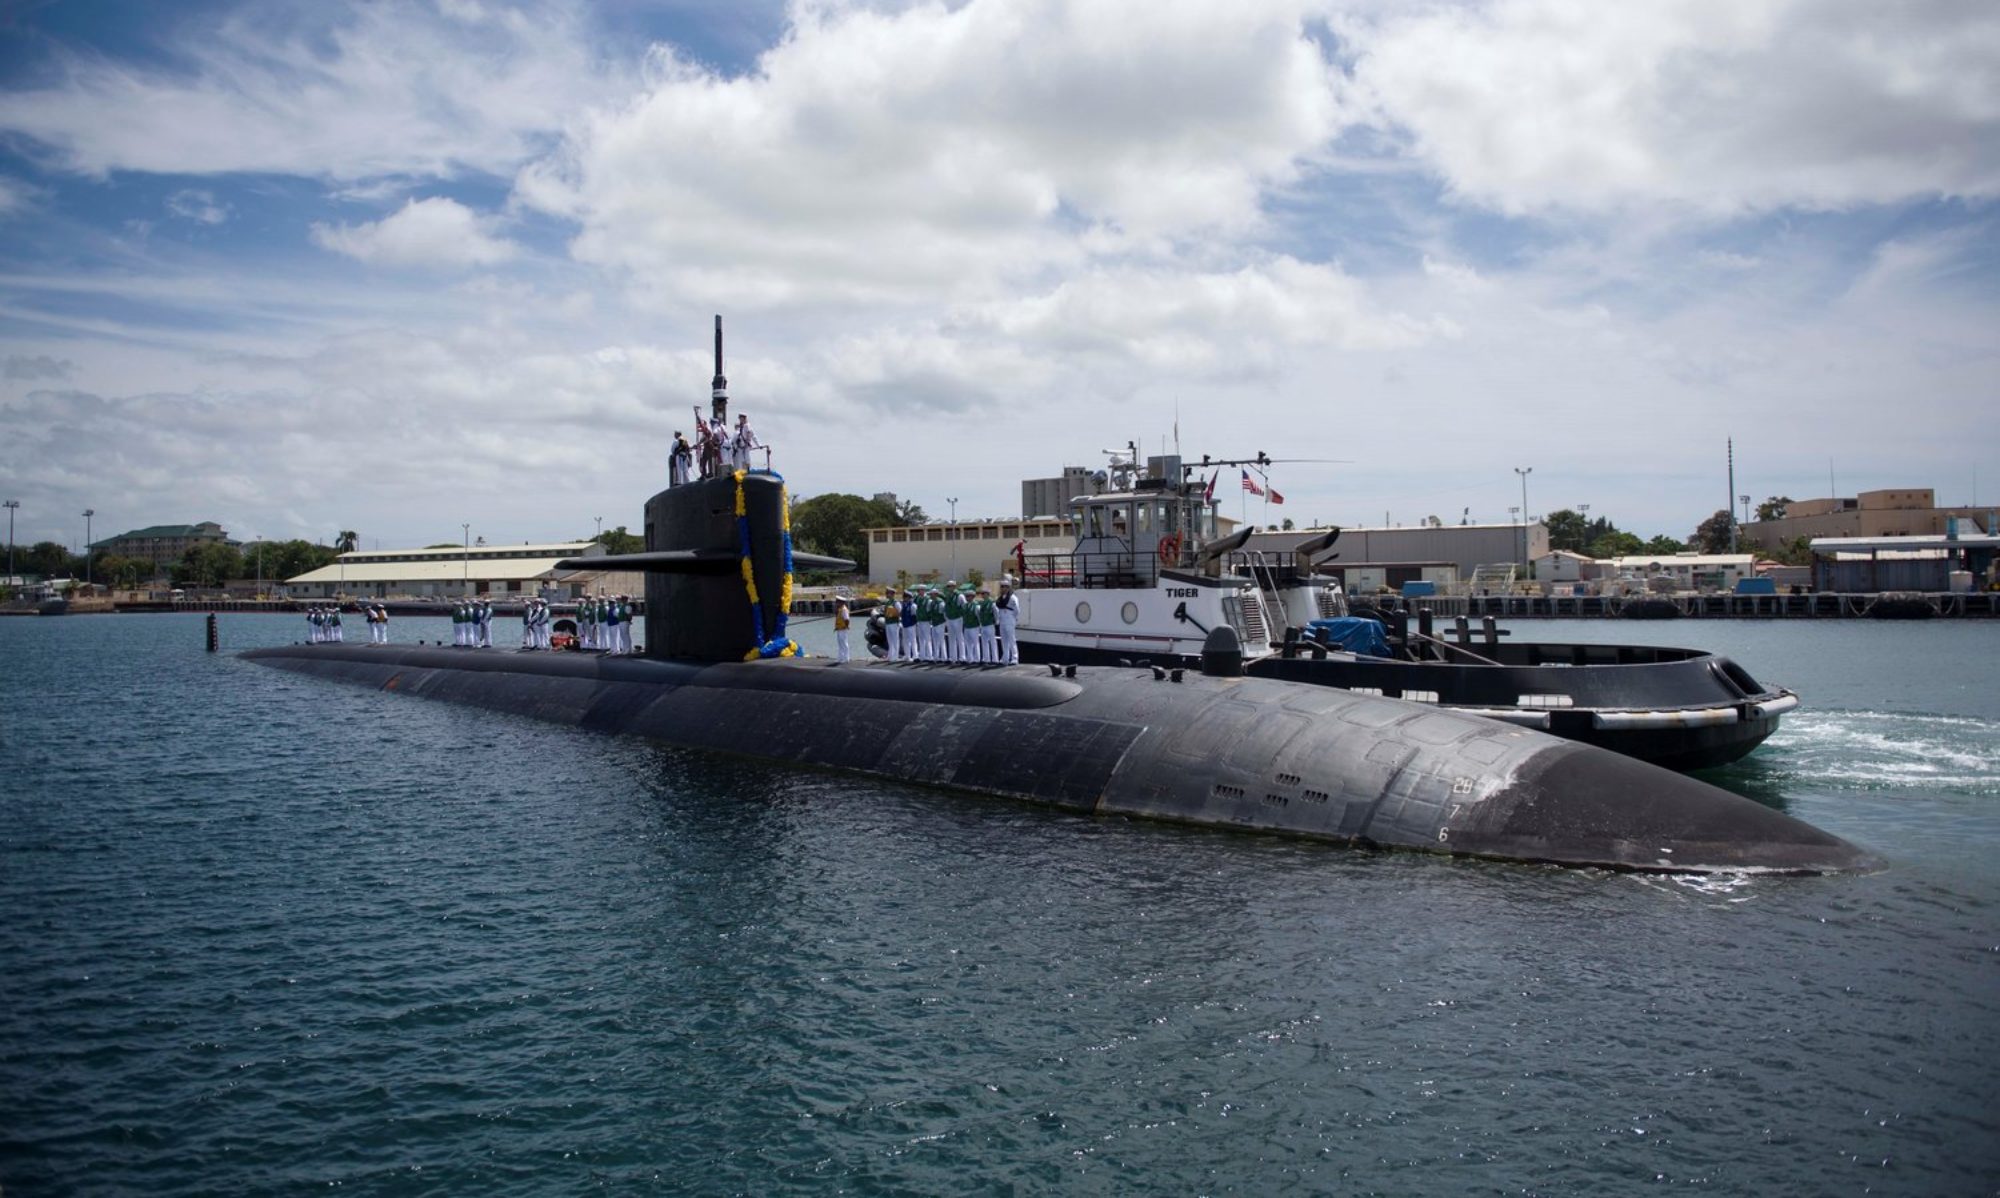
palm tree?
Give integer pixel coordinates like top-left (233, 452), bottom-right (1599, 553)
top-left (334, 530), bottom-right (359, 553)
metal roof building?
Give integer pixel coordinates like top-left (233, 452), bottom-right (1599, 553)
top-left (285, 542), bottom-right (603, 599)
top-left (1808, 534), bottom-right (1999, 593)
top-left (1241, 522), bottom-right (1549, 580)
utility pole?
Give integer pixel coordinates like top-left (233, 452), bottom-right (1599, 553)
top-left (1514, 466), bottom-right (1533, 567)
top-left (947, 497), bottom-right (959, 577)
top-left (82, 509), bottom-right (94, 587)
top-left (3, 499), bottom-right (16, 587)
top-left (1727, 438), bottom-right (1738, 553)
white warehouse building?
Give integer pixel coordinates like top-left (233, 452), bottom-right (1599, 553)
top-left (285, 542), bottom-right (604, 599)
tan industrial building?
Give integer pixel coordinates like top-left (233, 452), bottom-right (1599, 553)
top-left (1741, 488), bottom-right (1995, 549)
top-left (863, 517), bottom-right (1080, 586)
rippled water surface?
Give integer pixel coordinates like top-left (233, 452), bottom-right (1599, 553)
top-left (3, 613), bottom-right (1996, 1195)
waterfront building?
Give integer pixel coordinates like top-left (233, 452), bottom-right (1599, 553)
top-left (90, 521), bottom-right (238, 570)
top-left (862, 517), bottom-right (1080, 586)
top-left (284, 542), bottom-right (603, 599)
top-left (1809, 533), bottom-right (2000, 593)
top-left (1021, 467), bottom-right (1096, 519)
top-left (1741, 488), bottom-right (1995, 549)
top-left (1599, 553), bottom-right (1757, 592)
top-left (1242, 521), bottom-right (1550, 586)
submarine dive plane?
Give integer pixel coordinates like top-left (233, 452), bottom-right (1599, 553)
top-left (243, 322), bottom-right (1876, 875)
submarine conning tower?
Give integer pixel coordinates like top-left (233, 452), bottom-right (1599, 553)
top-left (642, 472), bottom-right (795, 662)
top-left (555, 317), bottom-right (851, 662)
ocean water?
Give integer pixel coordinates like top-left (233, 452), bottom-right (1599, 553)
top-left (2, 612), bottom-right (1996, 1195)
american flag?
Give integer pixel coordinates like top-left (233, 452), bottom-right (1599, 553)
top-left (1241, 469), bottom-right (1264, 497)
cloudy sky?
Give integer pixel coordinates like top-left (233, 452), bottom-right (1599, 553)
top-left (1, 0), bottom-right (1995, 554)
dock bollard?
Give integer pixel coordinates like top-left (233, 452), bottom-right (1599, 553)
top-left (206, 613), bottom-right (219, 652)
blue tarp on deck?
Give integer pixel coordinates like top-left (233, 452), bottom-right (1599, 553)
top-left (1306, 617), bottom-right (1392, 657)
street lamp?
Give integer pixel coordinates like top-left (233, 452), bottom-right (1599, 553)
top-left (595, 515), bottom-right (603, 541)
top-left (255, 535), bottom-right (263, 599)
top-left (1513, 466), bottom-right (1533, 566)
top-left (4, 499), bottom-right (17, 587)
top-left (82, 509), bottom-right (94, 587)
top-left (947, 497), bottom-right (959, 577)
top-left (462, 523), bottom-right (471, 596)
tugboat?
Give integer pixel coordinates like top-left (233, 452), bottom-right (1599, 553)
top-left (963, 450), bottom-right (1798, 772)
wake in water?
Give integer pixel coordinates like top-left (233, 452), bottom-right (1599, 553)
top-left (1724, 710), bottom-right (2000, 797)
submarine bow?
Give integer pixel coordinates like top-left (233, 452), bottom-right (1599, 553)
top-left (241, 640), bottom-right (1875, 875)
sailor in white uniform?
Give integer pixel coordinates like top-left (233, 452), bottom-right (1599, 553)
top-left (708, 416), bottom-right (731, 475)
top-left (669, 432), bottom-right (693, 487)
top-left (995, 582), bottom-right (1019, 663)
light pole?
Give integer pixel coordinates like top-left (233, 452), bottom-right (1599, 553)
top-left (595, 515), bottom-right (603, 541)
top-left (1513, 466), bottom-right (1532, 567)
top-left (947, 497), bottom-right (959, 578)
top-left (82, 509), bottom-right (94, 587)
top-left (4, 499), bottom-right (17, 587)
top-left (462, 523), bottom-right (471, 597)
top-left (255, 536), bottom-right (263, 599)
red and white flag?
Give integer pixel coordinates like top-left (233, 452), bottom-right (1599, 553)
top-left (1241, 469), bottom-right (1264, 497)
top-left (1268, 486), bottom-right (1285, 504)
top-left (1203, 471), bottom-right (1218, 503)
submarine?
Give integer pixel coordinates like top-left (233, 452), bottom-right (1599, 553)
top-left (243, 322), bottom-right (1877, 875)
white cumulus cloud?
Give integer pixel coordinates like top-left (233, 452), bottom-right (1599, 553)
top-left (518, 0), bottom-right (1347, 304)
top-left (0, 1), bottom-right (627, 181)
top-left (311, 197), bottom-right (519, 268)
top-left (1345, 0), bottom-right (2000, 216)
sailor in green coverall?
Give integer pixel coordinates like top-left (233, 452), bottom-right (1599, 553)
top-left (942, 582), bottom-right (965, 662)
top-left (924, 586), bottom-right (945, 661)
top-left (974, 587), bottom-right (996, 663)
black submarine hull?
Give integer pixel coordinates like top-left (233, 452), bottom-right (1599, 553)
top-left (242, 643), bottom-right (1876, 875)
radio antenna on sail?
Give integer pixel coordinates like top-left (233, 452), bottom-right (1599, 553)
top-left (710, 315), bottom-right (728, 425)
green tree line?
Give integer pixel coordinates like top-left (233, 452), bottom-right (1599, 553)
top-left (787, 495), bottom-right (927, 575)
